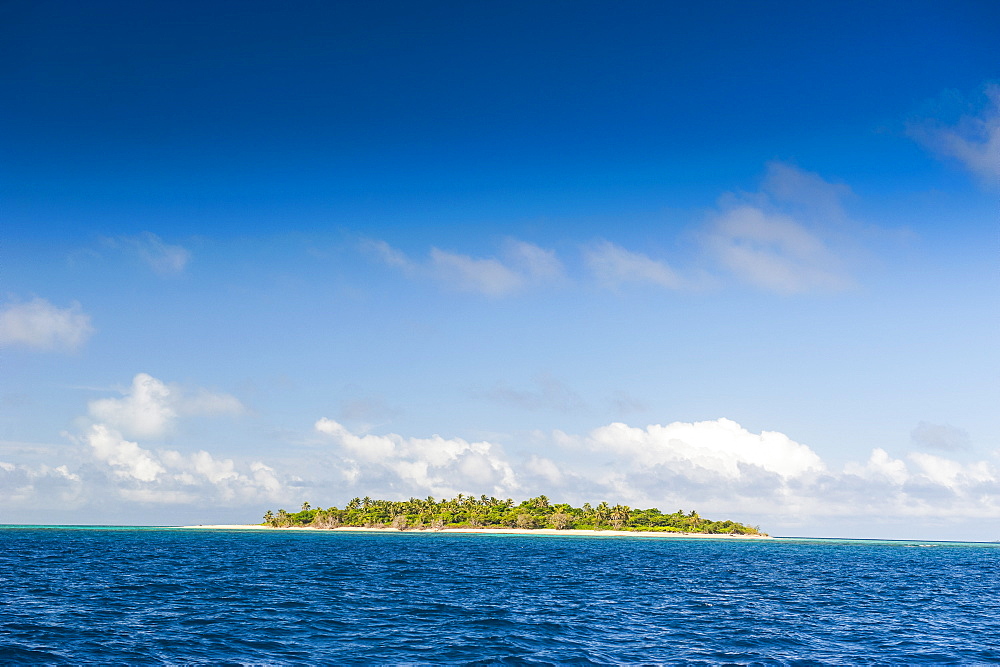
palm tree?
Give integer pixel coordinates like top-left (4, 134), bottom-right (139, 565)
top-left (595, 502), bottom-right (610, 529)
top-left (610, 505), bottom-right (631, 530)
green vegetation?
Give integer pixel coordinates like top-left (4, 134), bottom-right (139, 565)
top-left (262, 495), bottom-right (765, 535)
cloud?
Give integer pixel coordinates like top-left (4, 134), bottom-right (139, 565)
top-left (78, 423), bottom-right (282, 504)
top-left (63, 373), bottom-right (282, 505)
top-left (367, 238), bottom-right (564, 297)
top-left (108, 232), bottom-right (191, 275)
top-left (0, 298), bottom-right (94, 351)
top-left (762, 161), bottom-right (851, 220)
top-left (584, 240), bottom-right (682, 290)
top-left (503, 239), bottom-right (565, 282)
top-left (911, 422), bottom-right (971, 452)
top-left (910, 83), bottom-right (1000, 187)
top-left (429, 248), bottom-right (525, 296)
top-left (703, 163), bottom-right (853, 293)
top-left (315, 418), bottom-right (519, 498)
top-left (839, 448), bottom-right (1000, 519)
top-left (704, 206), bottom-right (849, 293)
top-left (363, 239), bottom-right (415, 271)
top-left (608, 391), bottom-right (648, 417)
top-left (88, 373), bottom-right (244, 440)
top-left (473, 374), bottom-right (586, 413)
top-left (338, 395), bottom-right (402, 429)
top-left (311, 416), bottom-right (1000, 530)
top-left (85, 423), bottom-right (166, 482)
top-left (0, 460), bottom-right (83, 507)
top-left (577, 163), bottom-right (856, 295)
top-left (588, 418), bottom-right (826, 481)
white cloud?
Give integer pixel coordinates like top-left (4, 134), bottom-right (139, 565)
top-left (525, 455), bottom-right (564, 485)
top-left (705, 205), bottom-right (849, 293)
top-left (910, 83), bottom-right (1000, 187)
top-left (135, 233), bottom-right (191, 275)
top-left (88, 373), bottom-right (244, 440)
top-left (315, 418), bottom-right (519, 498)
top-left (49, 373), bottom-right (280, 507)
top-left (85, 423), bottom-right (166, 482)
top-left (363, 238), bottom-right (415, 271)
top-left (762, 161), bottom-right (852, 220)
top-left (584, 240), bottom-right (681, 290)
top-left (581, 420), bottom-right (1000, 523)
top-left (367, 238), bottom-right (564, 297)
top-left (90, 440), bottom-right (283, 505)
top-left (504, 239), bottom-right (566, 282)
top-left (0, 298), bottom-right (94, 351)
top-left (429, 248), bottom-right (525, 296)
top-left (105, 232), bottom-right (191, 275)
top-left (844, 448), bottom-right (909, 486)
top-left (307, 415), bottom-right (999, 532)
top-left (0, 460), bottom-right (83, 506)
top-left (703, 164), bottom-right (853, 293)
top-left (589, 418), bottom-right (826, 481)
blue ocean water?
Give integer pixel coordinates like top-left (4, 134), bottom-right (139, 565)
top-left (2, 527), bottom-right (999, 664)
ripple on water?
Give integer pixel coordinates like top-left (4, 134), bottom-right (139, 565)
top-left (3, 528), bottom-right (1000, 663)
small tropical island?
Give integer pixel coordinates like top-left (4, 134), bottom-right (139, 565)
top-left (256, 494), bottom-right (767, 537)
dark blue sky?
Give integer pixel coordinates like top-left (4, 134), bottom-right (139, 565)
top-left (3, 1), bottom-right (997, 238)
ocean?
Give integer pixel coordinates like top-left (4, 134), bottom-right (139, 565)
top-left (2, 526), bottom-right (998, 663)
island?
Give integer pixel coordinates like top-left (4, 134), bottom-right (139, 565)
top-left (250, 495), bottom-right (767, 537)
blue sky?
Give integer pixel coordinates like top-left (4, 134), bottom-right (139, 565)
top-left (2, 1), bottom-right (998, 538)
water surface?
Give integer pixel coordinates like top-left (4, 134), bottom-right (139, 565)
top-left (3, 526), bottom-right (998, 663)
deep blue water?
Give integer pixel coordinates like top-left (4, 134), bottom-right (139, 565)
top-left (2, 527), bottom-right (999, 664)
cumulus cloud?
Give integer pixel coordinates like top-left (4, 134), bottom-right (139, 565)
top-left (584, 241), bottom-right (682, 290)
top-left (315, 418), bottom-right (519, 498)
top-left (910, 83), bottom-right (1000, 187)
top-left (584, 420), bottom-right (1000, 522)
top-left (85, 423), bottom-right (166, 482)
top-left (107, 232), bottom-right (191, 275)
top-left (50, 372), bottom-right (283, 507)
top-left (589, 418), bottom-right (826, 481)
top-left (77, 422), bottom-right (282, 504)
top-left (88, 373), bottom-right (244, 439)
top-left (0, 460), bottom-right (83, 506)
top-left (307, 416), bottom-right (1000, 531)
top-left (702, 163), bottom-right (853, 293)
top-left (366, 238), bottom-right (564, 296)
top-left (0, 298), bottom-right (94, 351)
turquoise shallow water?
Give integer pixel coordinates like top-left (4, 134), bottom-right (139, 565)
top-left (2, 526), bottom-right (999, 663)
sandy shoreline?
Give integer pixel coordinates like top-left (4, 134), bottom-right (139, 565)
top-left (178, 524), bottom-right (771, 539)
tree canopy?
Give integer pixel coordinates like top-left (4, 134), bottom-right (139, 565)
top-left (262, 495), bottom-right (765, 535)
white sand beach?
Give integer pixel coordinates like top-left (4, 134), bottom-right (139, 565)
top-left (179, 524), bottom-right (771, 539)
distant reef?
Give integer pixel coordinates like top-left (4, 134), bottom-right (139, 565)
top-left (262, 495), bottom-right (766, 535)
